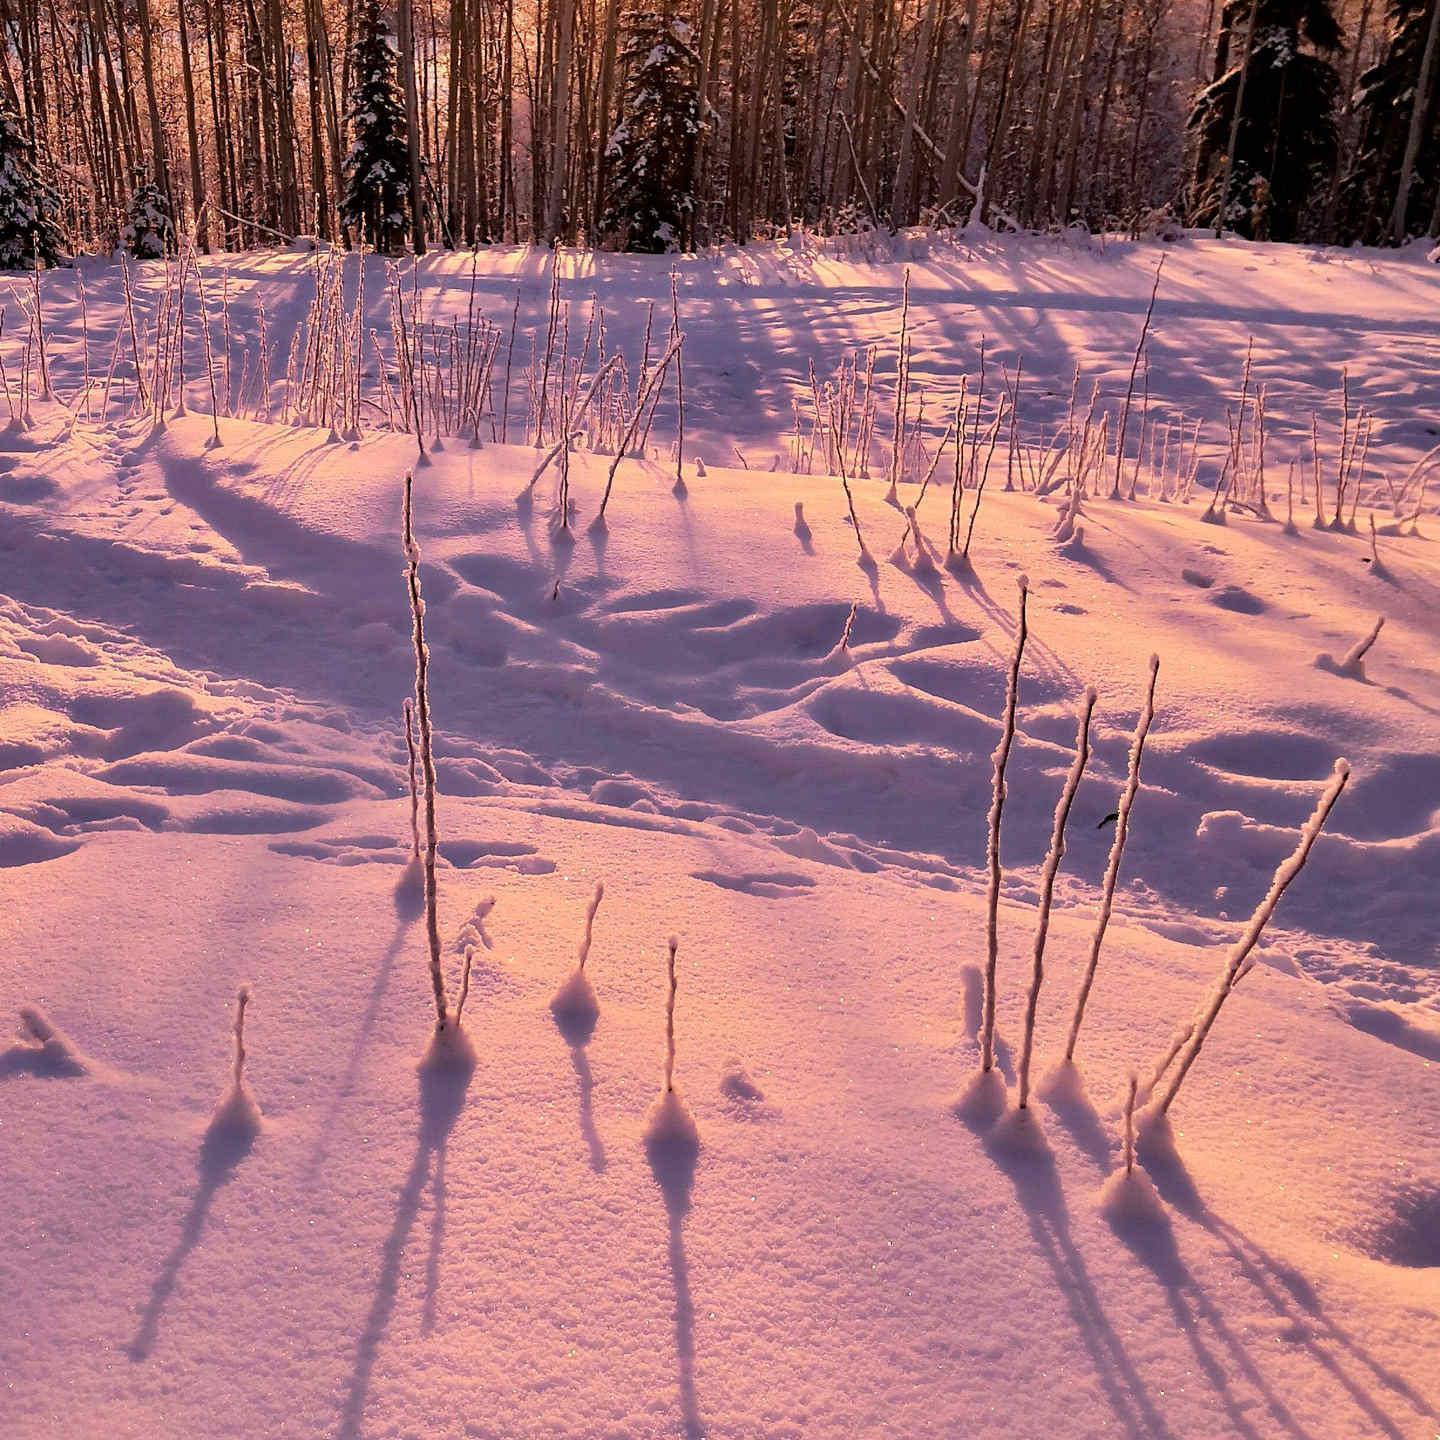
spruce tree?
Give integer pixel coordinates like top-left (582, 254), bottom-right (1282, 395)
top-left (341, 0), bottom-right (413, 254)
top-left (0, 101), bottom-right (65, 270)
top-left (601, 6), bottom-right (702, 252)
top-left (121, 178), bottom-right (174, 259)
top-left (1346, 0), bottom-right (1440, 242)
top-left (1188, 0), bottom-right (1344, 241)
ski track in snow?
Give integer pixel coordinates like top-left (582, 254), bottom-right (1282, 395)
top-left (1, 234), bottom-right (1438, 1440)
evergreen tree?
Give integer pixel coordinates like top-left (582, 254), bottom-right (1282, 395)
top-left (121, 178), bottom-right (174, 259)
top-left (340, 0), bottom-right (413, 253)
top-left (0, 101), bottom-right (66, 270)
top-left (601, 7), bottom-right (702, 252)
top-left (1345, 0), bottom-right (1440, 242)
top-left (1188, 0), bottom-right (1343, 241)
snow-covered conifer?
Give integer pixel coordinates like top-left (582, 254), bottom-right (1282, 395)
top-left (121, 179), bottom-right (173, 259)
top-left (1189, 0), bottom-right (1344, 240)
top-left (601, 8), bottom-right (702, 252)
top-left (341, 0), bottom-right (412, 255)
top-left (0, 101), bottom-right (65, 270)
top-left (1345, 0), bottom-right (1440, 242)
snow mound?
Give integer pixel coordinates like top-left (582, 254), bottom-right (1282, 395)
top-left (1098, 1165), bottom-right (1169, 1230)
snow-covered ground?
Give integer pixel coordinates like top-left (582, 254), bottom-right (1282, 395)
top-left (2, 232), bottom-right (1437, 1439)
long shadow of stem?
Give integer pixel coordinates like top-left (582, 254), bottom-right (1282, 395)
top-left (127, 1120), bottom-right (256, 1360)
top-left (552, 997), bottom-right (606, 1172)
top-left (986, 1138), bottom-right (1176, 1440)
top-left (307, 912), bottom-right (415, 1180)
top-left (646, 1125), bottom-right (702, 1440)
top-left (338, 1041), bottom-right (473, 1440)
top-left (1139, 1136), bottom-right (1428, 1439)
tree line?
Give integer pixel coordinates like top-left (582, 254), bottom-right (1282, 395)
top-left (0, 0), bottom-right (1436, 264)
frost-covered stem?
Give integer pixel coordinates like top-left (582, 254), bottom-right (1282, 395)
top-left (578, 882), bottom-right (605, 970)
top-left (911, 417), bottom-right (956, 513)
top-left (1332, 369), bottom-right (1351, 529)
top-left (1393, 442), bottom-right (1440, 516)
top-left (190, 253), bottom-right (222, 445)
top-left (403, 698), bottom-right (420, 860)
top-left (1112, 257), bottom-right (1163, 498)
top-left (1017, 687), bottom-right (1095, 1108)
top-left (76, 267), bottom-right (92, 419)
top-left (595, 337), bottom-right (682, 521)
top-left (888, 267), bottom-right (911, 496)
top-left (1122, 1073), bottom-right (1138, 1175)
top-left (28, 269), bottom-right (50, 399)
top-left (119, 255), bottom-right (150, 412)
top-left (1142, 1023), bottom-right (1194, 1101)
top-left (980, 577), bottom-right (1029, 1073)
top-left (827, 394), bottom-right (870, 559)
top-left (1005, 358), bottom-right (1023, 491)
top-left (350, 260), bottom-right (366, 433)
top-left (529, 354), bottom-right (622, 490)
top-left (454, 948), bottom-right (474, 1026)
top-left (948, 387), bottom-right (968, 551)
top-left (1340, 615), bottom-right (1384, 671)
top-left (663, 935), bottom-right (679, 1093)
top-left (1065, 654), bottom-right (1160, 1063)
top-left (232, 985), bottom-right (251, 1091)
top-left (403, 472), bottom-right (448, 1029)
top-left (0, 309), bottom-right (14, 422)
top-left (1348, 416), bottom-right (1372, 529)
top-left (536, 265), bottom-right (561, 444)
top-left (222, 273), bottom-right (235, 416)
top-left (670, 271), bottom-right (685, 485)
top-left (961, 403), bottom-right (1006, 559)
top-left (839, 601), bottom-right (858, 650)
top-left (1157, 760), bottom-right (1350, 1115)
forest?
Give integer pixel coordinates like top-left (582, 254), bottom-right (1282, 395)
top-left (0, 0), bottom-right (1437, 259)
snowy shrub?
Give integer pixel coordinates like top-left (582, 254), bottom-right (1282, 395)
top-left (121, 180), bottom-right (173, 260)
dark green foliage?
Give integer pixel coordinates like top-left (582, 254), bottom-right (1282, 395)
top-left (121, 180), bottom-right (173, 259)
top-left (601, 8), bottom-right (702, 252)
top-left (0, 101), bottom-right (66, 270)
top-left (1345, 0), bottom-right (1440, 241)
top-left (1188, 0), bottom-right (1344, 241)
top-left (341, 0), bottom-right (412, 253)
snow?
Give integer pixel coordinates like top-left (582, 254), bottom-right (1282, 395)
top-left (1, 230), bottom-right (1438, 1439)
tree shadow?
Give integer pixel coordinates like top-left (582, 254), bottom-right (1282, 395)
top-left (646, 1122), bottom-right (702, 1440)
top-left (337, 1039), bottom-right (474, 1440)
top-left (126, 1117), bottom-right (257, 1360)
